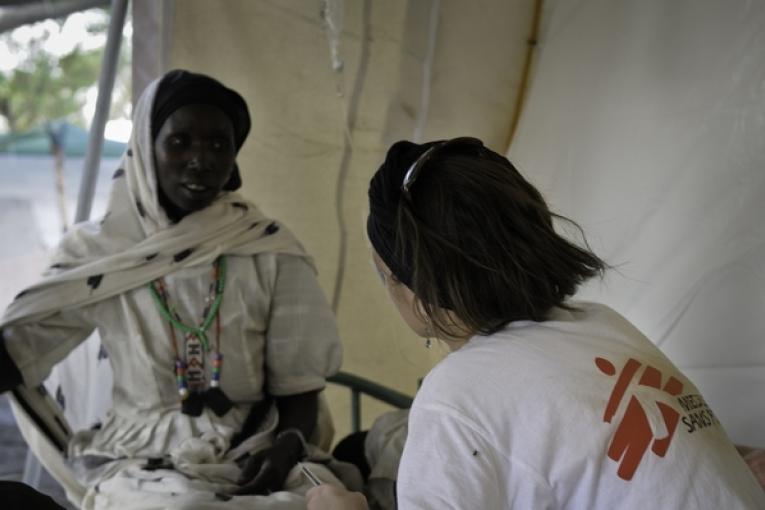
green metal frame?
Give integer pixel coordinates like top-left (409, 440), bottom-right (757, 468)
top-left (327, 371), bottom-right (413, 433)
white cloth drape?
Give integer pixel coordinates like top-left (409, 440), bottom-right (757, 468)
top-left (511, 0), bottom-right (765, 445)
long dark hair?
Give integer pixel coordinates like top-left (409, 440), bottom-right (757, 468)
top-left (367, 139), bottom-right (606, 338)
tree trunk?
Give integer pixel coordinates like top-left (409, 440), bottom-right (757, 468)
top-left (46, 125), bottom-right (69, 233)
top-left (53, 146), bottom-right (69, 233)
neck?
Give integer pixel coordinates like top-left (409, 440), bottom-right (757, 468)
top-left (439, 333), bottom-right (472, 352)
top-left (430, 311), bottom-right (473, 351)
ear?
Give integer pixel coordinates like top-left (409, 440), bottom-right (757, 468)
top-left (223, 164), bottom-right (242, 191)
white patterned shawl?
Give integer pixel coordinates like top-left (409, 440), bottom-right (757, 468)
top-left (2, 77), bottom-right (310, 328)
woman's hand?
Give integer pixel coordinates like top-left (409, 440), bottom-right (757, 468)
top-left (306, 485), bottom-right (369, 510)
top-left (232, 433), bottom-right (302, 495)
top-left (233, 391), bottom-right (319, 495)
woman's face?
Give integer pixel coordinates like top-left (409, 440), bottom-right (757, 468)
top-left (371, 250), bottom-right (430, 337)
top-left (372, 249), bottom-right (473, 350)
top-left (154, 104), bottom-right (236, 216)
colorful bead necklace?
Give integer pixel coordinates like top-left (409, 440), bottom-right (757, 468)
top-left (149, 256), bottom-right (232, 416)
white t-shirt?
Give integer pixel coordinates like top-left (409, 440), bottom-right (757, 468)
top-left (397, 302), bottom-right (765, 509)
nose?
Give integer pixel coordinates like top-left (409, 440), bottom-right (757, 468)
top-left (185, 139), bottom-right (218, 172)
top-left (187, 154), bottom-right (202, 169)
top-left (186, 146), bottom-right (212, 171)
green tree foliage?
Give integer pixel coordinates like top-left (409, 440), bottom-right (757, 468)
top-left (0, 9), bottom-right (131, 134)
top-left (0, 44), bottom-right (101, 132)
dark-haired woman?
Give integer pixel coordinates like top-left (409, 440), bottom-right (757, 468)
top-left (307, 138), bottom-right (765, 509)
top-left (0, 70), bottom-right (343, 509)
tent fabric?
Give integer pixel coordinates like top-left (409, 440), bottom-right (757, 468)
top-left (125, 0), bottom-right (763, 448)
top-left (510, 0), bottom-right (765, 445)
top-left (148, 0), bottom-right (536, 440)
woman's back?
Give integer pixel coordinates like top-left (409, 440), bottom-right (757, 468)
top-left (397, 302), bottom-right (765, 509)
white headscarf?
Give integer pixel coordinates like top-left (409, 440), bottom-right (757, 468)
top-left (3, 77), bottom-right (309, 326)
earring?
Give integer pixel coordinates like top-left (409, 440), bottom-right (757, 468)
top-left (424, 321), bottom-right (433, 349)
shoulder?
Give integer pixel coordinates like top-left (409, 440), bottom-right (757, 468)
top-left (272, 252), bottom-right (315, 271)
top-left (413, 334), bottom-right (526, 425)
top-left (248, 252), bottom-right (317, 285)
top-left (240, 251), bottom-right (311, 270)
top-left (413, 302), bottom-right (653, 423)
top-left (569, 301), bottom-right (640, 328)
top-left (547, 301), bottom-right (633, 329)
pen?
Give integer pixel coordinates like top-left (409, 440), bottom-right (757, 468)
top-left (299, 462), bottom-right (322, 487)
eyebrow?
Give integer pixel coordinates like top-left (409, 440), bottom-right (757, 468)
top-left (165, 128), bottom-right (232, 138)
top-left (205, 128), bottom-right (233, 136)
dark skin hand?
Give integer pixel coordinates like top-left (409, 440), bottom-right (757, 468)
top-left (232, 390), bottom-right (319, 495)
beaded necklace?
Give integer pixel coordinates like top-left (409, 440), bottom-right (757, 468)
top-left (149, 256), bottom-right (232, 416)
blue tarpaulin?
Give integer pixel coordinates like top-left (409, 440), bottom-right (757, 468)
top-left (0, 121), bottom-right (126, 158)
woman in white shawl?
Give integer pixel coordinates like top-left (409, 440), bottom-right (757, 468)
top-left (0, 70), bottom-right (343, 509)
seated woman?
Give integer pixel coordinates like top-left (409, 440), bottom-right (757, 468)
top-left (0, 70), bottom-right (343, 509)
top-left (307, 138), bottom-right (765, 509)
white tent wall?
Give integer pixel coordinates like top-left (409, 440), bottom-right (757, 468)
top-left (132, 0), bottom-right (535, 441)
top-left (511, 0), bottom-right (765, 445)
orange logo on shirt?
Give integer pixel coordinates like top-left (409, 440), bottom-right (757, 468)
top-left (594, 357), bottom-right (684, 481)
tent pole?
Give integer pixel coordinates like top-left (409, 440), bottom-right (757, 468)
top-left (74, 0), bottom-right (128, 223)
top-left (23, 0), bottom-right (129, 490)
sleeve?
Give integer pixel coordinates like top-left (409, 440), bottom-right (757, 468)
top-left (1, 308), bottom-right (95, 389)
top-left (264, 254), bottom-right (342, 396)
top-left (396, 403), bottom-right (553, 510)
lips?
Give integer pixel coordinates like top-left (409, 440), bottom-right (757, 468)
top-left (181, 181), bottom-right (215, 195)
top-left (183, 182), bottom-right (209, 192)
